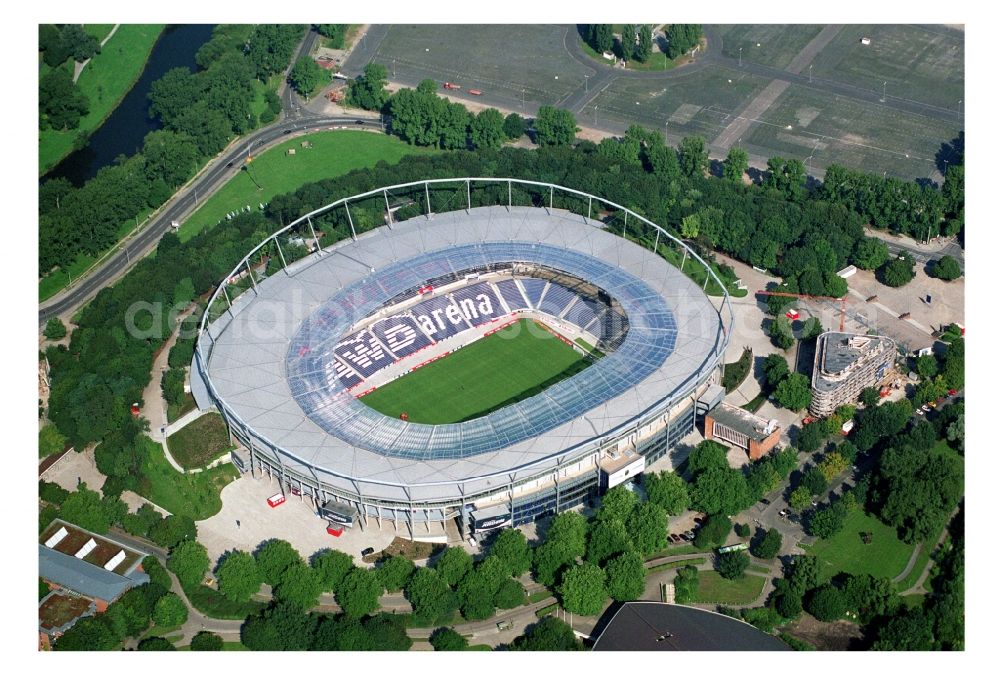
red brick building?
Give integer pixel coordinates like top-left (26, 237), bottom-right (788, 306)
top-left (704, 403), bottom-right (781, 461)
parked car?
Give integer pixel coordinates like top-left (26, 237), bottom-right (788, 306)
top-left (759, 497), bottom-right (772, 506)
top-left (948, 389), bottom-right (958, 396)
top-left (693, 516), bottom-right (705, 526)
top-left (916, 409), bottom-right (925, 415)
top-left (669, 534), bottom-right (682, 543)
top-left (360, 547), bottom-right (375, 557)
top-left (684, 530), bottom-right (695, 539)
top-left (921, 404), bottom-right (931, 412)
top-left (354, 119), bottom-right (365, 125)
top-left (811, 500), bottom-right (819, 507)
top-left (778, 508), bottom-right (791, 517)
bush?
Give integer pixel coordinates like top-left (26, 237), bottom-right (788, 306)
top-left (673, 565), bottom-right (699, 604)
top-left (39, 479), bottom-right (69, 505)
top-left (722, 348), bottom-right (752, 392)
top-left (879, 254), bottom-right (915, 287)
top-left (429, 626), bottom-right (468, 651)
top-left (503, 113), bottom-right (525, 139)
top-left (190, 631), bottom-right (223, 651)
top-left (694, 514), bottom-right (731, 549)
top-left (734, 523), bottom-right (751, 538)
top-left (806, 584), bottom-right (848, 621)
top-left (153, 592), bottom-right (188, 627)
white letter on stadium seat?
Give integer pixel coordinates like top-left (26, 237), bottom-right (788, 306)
top-left (459, 298), bottom-right (478, 322)
top-left (416, 314), bottom-right (437, 335)
top-left (477, 294), bottom-right (494, 317)
top-left (430, 309), bottom-right (447, 330)
top-left (445, 304), bottom-right (462, 325)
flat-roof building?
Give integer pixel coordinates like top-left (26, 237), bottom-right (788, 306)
top-left (810, 331), bottom-right (895, 417)
top-left (704, 402), bottom-right (781, 460)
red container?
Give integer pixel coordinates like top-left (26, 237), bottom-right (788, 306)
top-left (326, 526), bottom-right (344, 537)
top-left (267, 493), bottom-right (286, 508)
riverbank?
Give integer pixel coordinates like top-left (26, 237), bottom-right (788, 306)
top-left (39, 24), bottom-right (166, 175)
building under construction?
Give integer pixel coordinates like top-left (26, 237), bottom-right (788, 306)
top-left (810, 331), bottom-right (896, 417)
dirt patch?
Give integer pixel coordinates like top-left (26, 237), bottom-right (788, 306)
top-left (782, 614), bottom-right (864, 650)
top-left (363, 536), bottom-right (445, 564)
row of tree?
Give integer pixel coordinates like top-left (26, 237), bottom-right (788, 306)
top-left (39, 25), bottom-right (296, 273)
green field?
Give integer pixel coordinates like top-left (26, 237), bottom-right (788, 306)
top-left (179, 130), bottom-right (435, 241)
top-left (691, 571), bottom-right (767, 605)
top-left (166, 413), bottom-right (234, 470)
top-left (133, 437), bottom-right (239, 520)
top-left (360, 319), bottom-right (589, 424)
top-left (39, 24), bottom-right (165, 175)
top-left (801, 509), bottom-right (915, 581)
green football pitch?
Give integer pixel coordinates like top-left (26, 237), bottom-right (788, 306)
top-left (359, 319), bottom-right (590, 424)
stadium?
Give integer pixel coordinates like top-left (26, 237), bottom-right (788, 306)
top-left (192, 178), bottom-right (734, 541)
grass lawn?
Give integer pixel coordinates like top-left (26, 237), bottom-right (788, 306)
top-left (722, 347), bottom-right (753, 392)
top-left (741, 391), bottom-right (769, 413)
top-left (179, 130), bottom-right (435, 242)
top-left (166, 413), bottom-right (234, 470)
top-left (178, 640), bottom-right (249, 651)
top-left (691, 571), bottom-right (766, 605)
top-left (39, 24), bottom-right (165, 175)
top-left (85, 25), bottom-right (117, 42)
top-left (360, 320), bottom-right (589, 424)
top-left (134, 437), bottom-right (239, 520)
top-left (717, 25), bottom-right (824, 70)
top-left (526, 590), bottom-right (554, 604)
top-left (39, 253), bottom-right (97, 302)
top-left (167, 392), bottom-right (198, 424)
top-left (801, 509), bottom-right (915, 581)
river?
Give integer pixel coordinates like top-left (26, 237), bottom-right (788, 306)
top-left (47, 24), bottom-right (216, 186)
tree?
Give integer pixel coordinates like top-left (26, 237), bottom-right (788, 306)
top-left (751, 528), bottom-right (782, 559)
top-left (604, 551), bottom-right (646, 601)
top-left (807, 501), bottom-right (848, 539)
top-left (152, 592), bottom-right (188, 627)
top-left (557, 562), bottom-right (607, 615)
top-left (765, 156), bottom-right (806, 199)
top-left (634, 25), bottom-right (653, 62)
top-left (271, 561), bottom-right (322, 608)
top-left (142, 130), bottom-right (199, 189)
top-left (242, 601), bottom-right (315, 651)
top-left (533, 106), bottom-right (578, 146)
top-left (434, 546), bottom-right (473, 587)
top-left (288, 57), bottom-right (326, 97)
top-left (494, 578), bottom-right (526, 609)
top-left (694, 514), bottom-right (731, 549)
top-left (405, 567), bottom-right (459, 625)
top-left (167, 540), bottom-right (210, 587)
top-left (723, 146), bottom-right (749, 182)
top-left (597, 484), bottom-right (637, 523)
top-left (774, 373), bottom-right (812, 411)
top-left (666, 24), bottom-right (702, 58)
top-left (149, 515), bottom-right (196, 549)
top-left (39, 424), bottom-right (68, 459)
top-left (686, 440), bottom-right (729, 476)
top-left (852, 238), bottom-right (890, 270)
top-left (189, 631), bottom-right (223, 651)
top-left (842, 574), bottom-right (900, 623)
top-left (59, 484), bottom-right (112, 533)
top-left (375, 555), bottom-right (415, 593)
top-left (916, 354), bottom-right (939, 380)
top-left (802, 465), bottom-right (828, 496)
top-left (60, 24), bottom-right (100, 62)
top-left (216, 550), bottom-right (262, 601)
top-left (44, 318), bottom-right (67, 340)
top-left (673, 565), bottom-right (699, 603)
top-left (254, 539), bottom-right (303, 586)
top-left (54, 615), bottom-right (118, 651)
top-left (879, 254), bottom-right (916, 288)
top-left (796, 421), bottom-right (827, 453)
top-left (931, 255), bottom-right (962, 281)
top-left (589, 24), bottom-right (614, 53)
top-left (348, 62), bottom-right (389, 111)
top-left (490, 528), bottom-right (532, 577)
top-left (872, 607), bottom-right (935, 650)
top-left (716, 551), bottom-right (750, 580)
top-left (533, 511), bottom-right (588, 586)
top-left (470, 108), bottom-right (506, 150)
top-left (874, 444), bottom-right (964, 543)
top-left (946, 414), bottom-right (965, 453)
top-left (770, 315), bottom-right (795, 350)
top-left (789, 486), bottom-right (813, 511)
top-left (643, 471), bottom-right (689, 515)
top-left (860, 386), bottom-right (881, 408)
top-left (429, 626), bottom-right (468, 651)
top-left (336, 567), bottom-right (383, 617)
top-left (503, 112), bottom-right (526, 140)
top-left (317, 24), bottom-right (346, 47)
top-left (39, 67), bottom-right (89, 131)
top-left (691, 466), bottom-right (752, 516)
top-left (626, 502), bottom-right (668, 555)
top-left (818, 452), bottom-right (849, 481)
top-left (310, 549), bottom-right (354, 593)
top-left (762, 353), bottom-right (790, 389)
top-left (39, 25), bottom-right (72, 67)
top-left (511, 616), bottom-right (583, 651)
top-left (678, 136), bottom-right (708, 177)
top-left (586, 518), bottom-right (632, 564)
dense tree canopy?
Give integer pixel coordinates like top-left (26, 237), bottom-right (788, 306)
top-left (167, 540), bottom-right (210, 587)
top-left (336, 568), bottom-right (383, 618)
top-left (557, 562), bottom-right (607, 615)
top-left (489, 528), bottom-right (533, 577)
top-left (604, 551), bottom-right (645, 601)
top-left (217, 550), bottom-right (262, 601)
top-left (348, 62), bottom-right (389, 111)
top-left (533, 106), bottom-right (578, 146)
top-left (405, 567), bottom-right (459, 625)
top-left (510, 616), bottom-right (583, 651)
top-left (643, 470), bottom-right (690, 515)
top-left (434, 546), bottom-right (473, 587)
top-left (288, 56), bottom-right (326, 97)
top-left (774, 373), bottom-right (812, 411)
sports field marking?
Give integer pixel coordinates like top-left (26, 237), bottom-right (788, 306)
top-left (359, 319), bottom-right (589, 424)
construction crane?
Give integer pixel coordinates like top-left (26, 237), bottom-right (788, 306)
top-left (756, 290), bottom-right (848, 332)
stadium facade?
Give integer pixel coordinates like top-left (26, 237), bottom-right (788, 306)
top-left (192, 179), bottom-right (733, 541)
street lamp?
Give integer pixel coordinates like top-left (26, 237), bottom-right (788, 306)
top-left (809, 64), bottom-right (812, 83)
top-left (880, 80), bottom-right (886, 103)
top-left (738, 46), bottom-right (742, 67)
top-left (584, 73), bottom-right (589, 92)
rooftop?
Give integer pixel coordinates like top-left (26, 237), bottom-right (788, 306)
top-left (38, 544), bottom-right (149, 603)
top-left (592, 602), bottom-right (791, 651)
top-left (814, 331), bottom-right (896, 393)
top-left (707, 402), bottom-right (778, 441)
